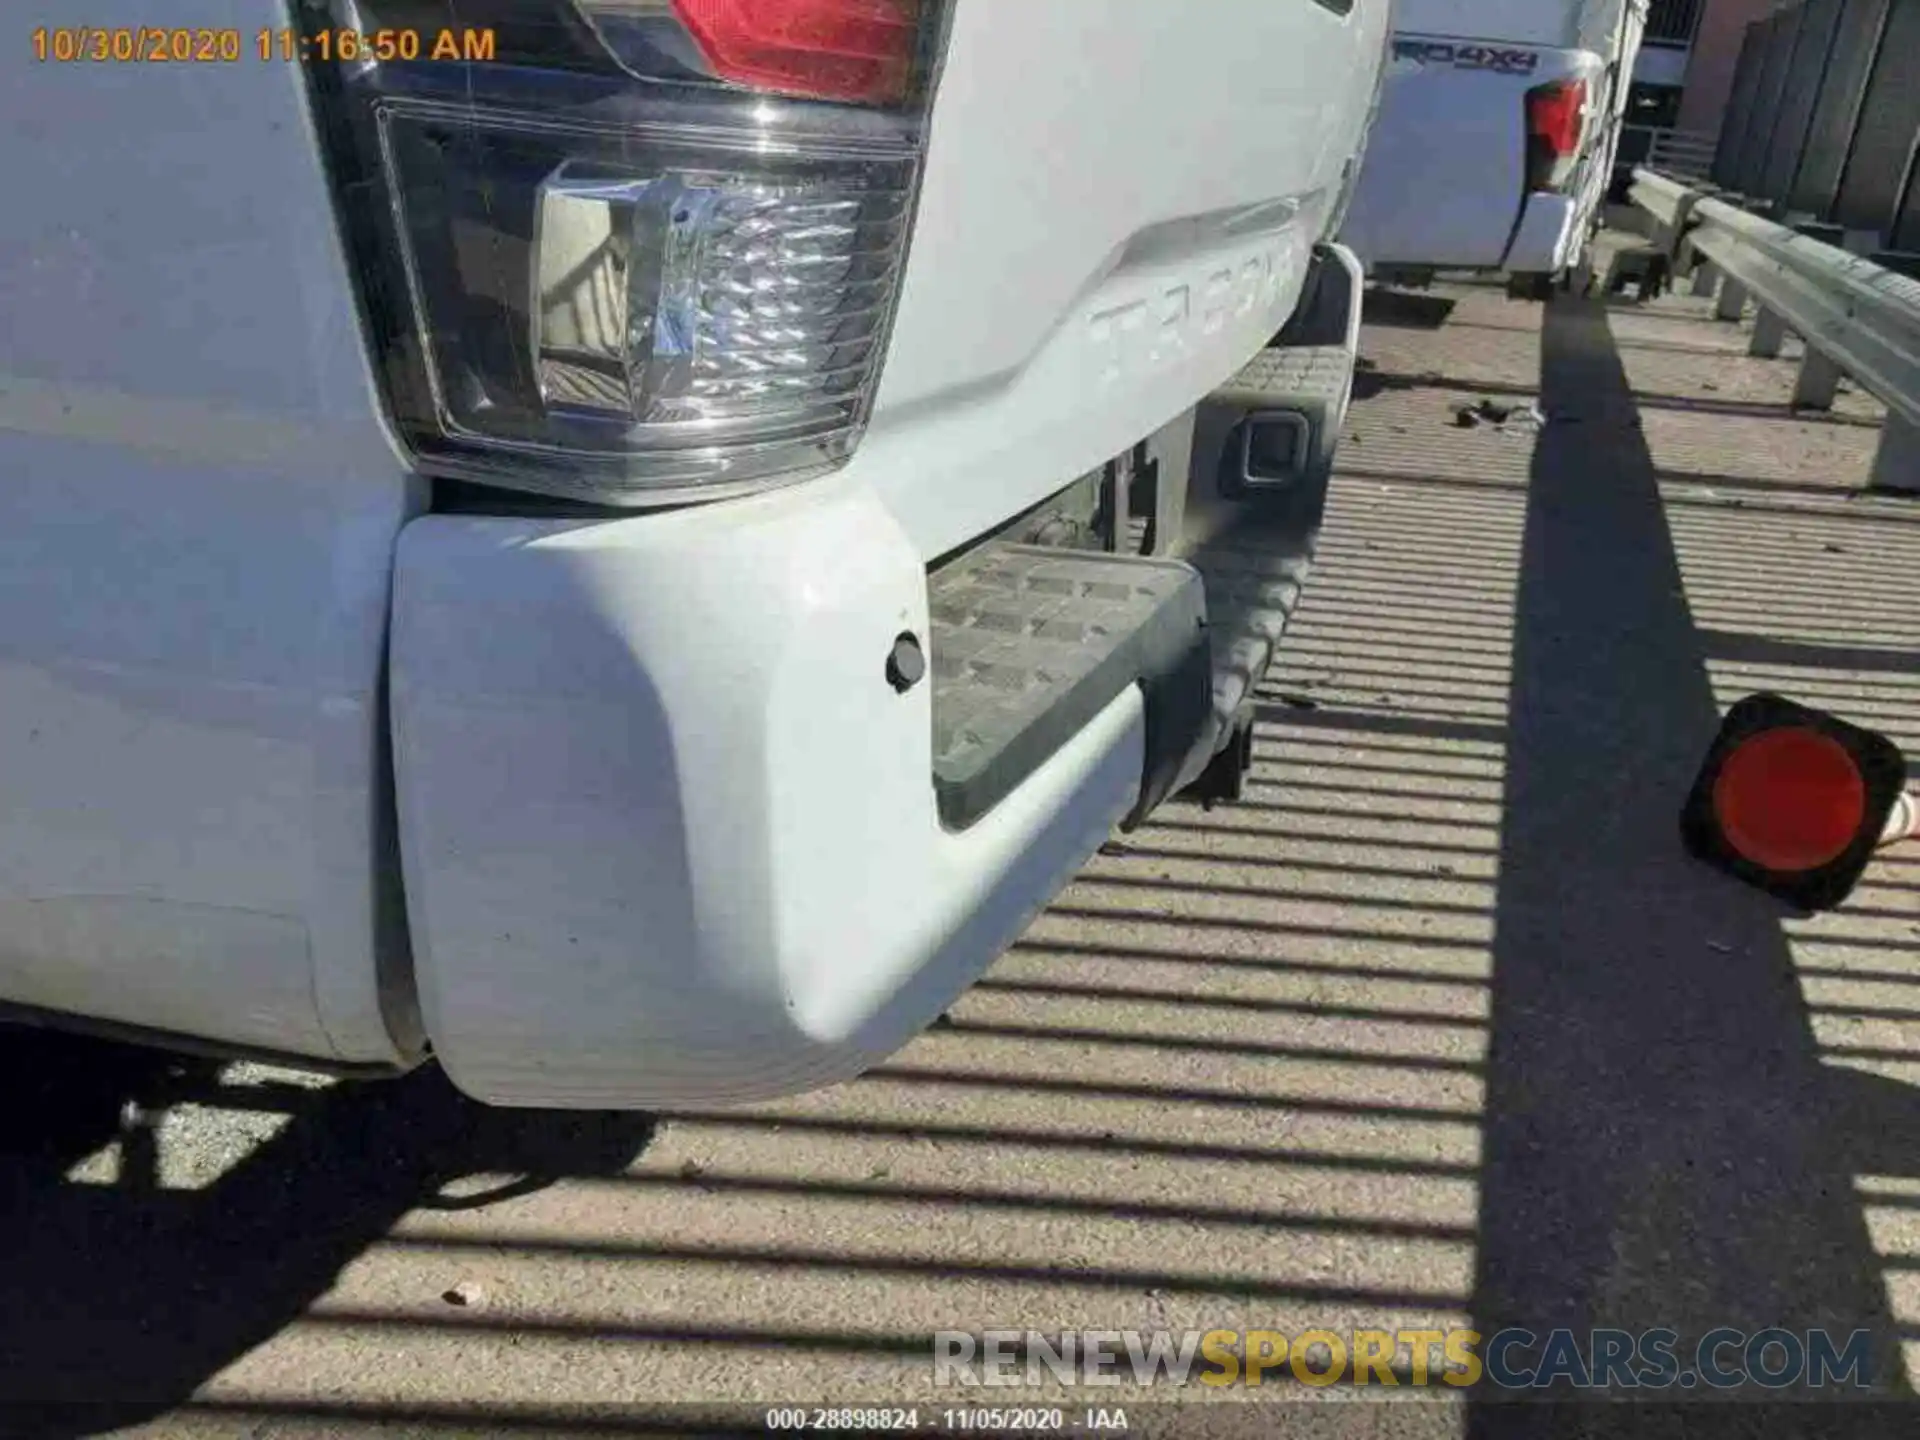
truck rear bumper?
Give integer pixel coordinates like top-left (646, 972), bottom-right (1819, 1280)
top-left (391, 482), bottom-right (1163, 1109)
top-left (1504, 194), bottom-right (1584, 275)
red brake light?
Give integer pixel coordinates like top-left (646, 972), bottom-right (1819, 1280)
top-left (670, 0), bottom-right (922, 104)
top-left (1527, 79), bottom-right (1587, 156)
top-left (1524, 78), bottom-right (1588, 192)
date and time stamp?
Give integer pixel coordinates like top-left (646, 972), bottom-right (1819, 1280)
top-left (29, 25), bottom-right (498, 65)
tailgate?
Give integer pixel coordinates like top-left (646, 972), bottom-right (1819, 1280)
top-left (1340, 36), bottom-right (1596, 272)
top-left (866, 0), bottom-right (1389, 557)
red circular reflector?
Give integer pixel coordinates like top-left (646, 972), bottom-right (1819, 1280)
top-left (1711, 727), bottom-right (1868, 873)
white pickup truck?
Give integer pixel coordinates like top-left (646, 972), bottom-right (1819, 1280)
top-left (0, 0), bottom-right (1388, 1109)
top-left (1340, 0), bottom-right (1647, 296)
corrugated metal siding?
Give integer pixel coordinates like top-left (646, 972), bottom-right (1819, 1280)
top-left (1788, 0), bottom-right (1892, 216)
top-left (1731, 10), bottom-right (1805, 193)
top-left (1832, 0), bottom-right (1920, 231)
top-left (1759, 0), bottom-right (1844, 202)
top-left (1712, 23), bottom-right (1769, 185)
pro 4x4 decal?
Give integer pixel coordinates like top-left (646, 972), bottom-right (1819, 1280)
top-left (1391, 39), bottom-right (1541, 76)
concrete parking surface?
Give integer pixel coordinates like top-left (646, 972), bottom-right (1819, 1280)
top-left (2, 249), bottom-right (1917, 1438)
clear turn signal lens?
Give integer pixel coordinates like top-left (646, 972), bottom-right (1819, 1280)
top-left (529, 163), bottom-right (911, 434)
top-left (301, 0), bottom-right (946, 505)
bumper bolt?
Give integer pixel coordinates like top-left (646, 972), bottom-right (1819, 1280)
top-left (886, 632), bottom-right (926, 693)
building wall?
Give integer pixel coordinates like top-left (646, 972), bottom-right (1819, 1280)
top-left (1636, 45), bottom-right (1694, 86)
top-left (1677, 0), bottom-right (1794, 135)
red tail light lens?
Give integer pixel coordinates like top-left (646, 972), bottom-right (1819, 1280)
top-left (1524, 79), bottom-right (1588, 193)
top-left (671, 0), bottom-right (922, 104)
top-left (1527, 79), bottom-right (1587, 156)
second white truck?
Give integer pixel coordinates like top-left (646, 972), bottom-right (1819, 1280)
top-left (1340, 0), bottom-right (1649, 296)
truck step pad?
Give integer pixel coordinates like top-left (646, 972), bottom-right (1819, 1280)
top-left (928, 544), bottom-right (1208, 829)
top-left (1213, 345), bottom-right (1354, 412)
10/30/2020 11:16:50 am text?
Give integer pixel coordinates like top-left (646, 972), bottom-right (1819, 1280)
top-left (29, 27), bottom-right (497, 64)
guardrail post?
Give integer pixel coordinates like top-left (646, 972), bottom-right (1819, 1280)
top-left (1690, 259), bottom-right (1720, 296)
top-left (1870, 414), bottom-right (1920, 491)
top-left (1715, 279), bottom-right (1750, 320)
top-left (1751, 309), bottom-right (1790, 357)
top-left (1794, 348), bottom-right (1845, 409)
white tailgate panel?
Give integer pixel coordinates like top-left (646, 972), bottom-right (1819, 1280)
top-left (868, 0), bottom-right (1389, 558)
top-left (1341, 38), bottom-right (1591, 271)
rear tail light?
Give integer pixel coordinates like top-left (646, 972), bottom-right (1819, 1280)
top-left (670, 0), bottom-right (922, 105)
top-left (300, 0), bottom-right (949, 505)
top-left (1524, 78), bottom-right (1588, 194)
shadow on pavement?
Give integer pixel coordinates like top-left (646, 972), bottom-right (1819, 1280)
top-left (1362, 290), bottom-right (1460, 331)
top-left (1465, 293), bottom-right (1920, 1433)
top-left (1349, 363), bottom-right (1884, 427)
top-left (0, 1029), bottom-right (653, 1437)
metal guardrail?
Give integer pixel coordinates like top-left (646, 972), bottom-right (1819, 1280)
top-left (1628, 169), bottom-right (1703, 243)
top-left (1630, 165), bottom-right (1920, 492)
